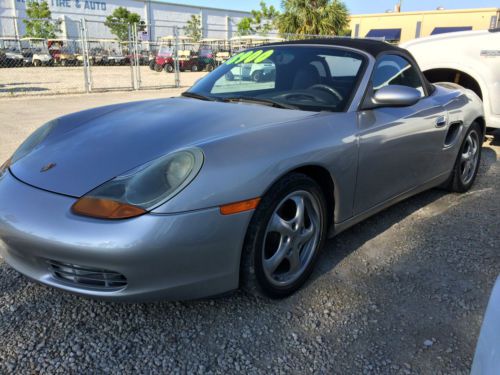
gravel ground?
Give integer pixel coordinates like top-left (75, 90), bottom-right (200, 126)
top-left (0, 66), bottom-right (205, 97)
top-left (0, 93), bottom-right (499, 373)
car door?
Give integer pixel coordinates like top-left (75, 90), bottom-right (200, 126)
top-left (354, 53), bottom-right (449, 215)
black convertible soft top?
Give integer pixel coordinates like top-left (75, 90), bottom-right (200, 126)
top-left (266, 37), bottom-right (408, 58)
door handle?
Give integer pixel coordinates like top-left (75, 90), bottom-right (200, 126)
top-left (435, 116), bottom-right (447, 128)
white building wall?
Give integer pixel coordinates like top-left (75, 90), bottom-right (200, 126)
top-left (0, 0), bottom-right (250, 39)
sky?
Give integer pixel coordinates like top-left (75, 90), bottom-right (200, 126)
top-left (159, 0), bottom-right (500, 14)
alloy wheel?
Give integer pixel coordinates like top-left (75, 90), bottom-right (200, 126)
top-left (460, 130), bottom-right (480, 185)
top-left (262, 191), bottom-right (322, 287)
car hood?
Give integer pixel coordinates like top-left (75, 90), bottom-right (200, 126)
top-left (10, 97), bottom-right (317, 197)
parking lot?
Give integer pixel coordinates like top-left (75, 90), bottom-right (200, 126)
top-left (0, 66), bottom-right (206, 97)
top-left (0, 91), bottom-right (498, 374)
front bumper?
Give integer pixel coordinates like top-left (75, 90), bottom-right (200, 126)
top-left (0, 172), bottom-right (253, 301)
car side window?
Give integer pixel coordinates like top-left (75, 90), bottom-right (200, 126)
top-left (372, 54), bottom-right (424, 96)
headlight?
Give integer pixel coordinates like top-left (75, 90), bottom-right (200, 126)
top-left (11, 120), bottom-right (55, 164)
top-left (72, 148), bottom-right (204, 220)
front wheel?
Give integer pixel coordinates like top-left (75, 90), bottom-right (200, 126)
top-left (252, 70), bottom-right (263, 82)
top-left (444, 122), bottom-right (483, 192)
top-left (241, 173), bottom-right (328, 298)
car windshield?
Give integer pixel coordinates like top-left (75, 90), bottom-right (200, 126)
top-left (187, 45), bottom-right (366, 112)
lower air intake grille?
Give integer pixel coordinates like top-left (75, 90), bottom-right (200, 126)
top-left (48, 260), bottom-right (127, 290)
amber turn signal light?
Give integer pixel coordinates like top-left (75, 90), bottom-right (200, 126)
top-left (72, 197), bottom-right (147, 220)
top-left (220, 197), bottom-right (261, 215)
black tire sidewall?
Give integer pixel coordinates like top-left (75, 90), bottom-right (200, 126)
top-left (241, 173), bottom-right (328, 298)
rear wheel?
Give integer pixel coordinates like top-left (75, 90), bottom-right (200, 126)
top-left (33, 60), bottom-right (42, 67)
top-left (445, 122), bottom-right (482, 192)
top-left (241, 173), bottom-right (327, 298)
top-left (154, 63), bottom-right (163, 72)
top-left (191, 64), bottom-right (199, 72)
top-left (164, 64), bottom-right (174, 73)
top-left (149, 60), bottom-right (156, 70)
top-left (206, 64), bottom-right (215, 72)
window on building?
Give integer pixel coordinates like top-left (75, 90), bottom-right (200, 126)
top-left (415, 21), bottom-right (422, 38)
top-left (365, 28), bottom-right (402, 43)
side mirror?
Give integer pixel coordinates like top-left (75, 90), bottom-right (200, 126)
top-left (365, 85), bottom-right (422, 109)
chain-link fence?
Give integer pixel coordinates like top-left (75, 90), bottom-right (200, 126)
top-left (0, 15), bottom-right (354, 97)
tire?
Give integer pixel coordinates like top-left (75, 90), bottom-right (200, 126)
top-left (444, 122), bottom-right (483, 193)
top-left (191, 64), bottom-right (199, 72)
top-left (149, 60), bottom-right (156, 71)
top-left (206, 64), bottom-right (215, 72)
top-left (61, 59), bottom-right (67, 67)
top-left (241, 173), bottom-right (328, 299)
top-left (164, 64), bottom-right (174, 73)
top-left (33, 60), bottom-right (41, 67)
top-left (154, 63), bottom-right (163, 72)
top-left (252, 70), bottom-right (263, 82)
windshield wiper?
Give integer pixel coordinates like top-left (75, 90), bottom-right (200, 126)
top-left (181, 91), bottom-right (217, 101)
top-left (222, 96), bottom-right (298, 110)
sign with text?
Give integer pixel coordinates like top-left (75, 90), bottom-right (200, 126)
top-left (17, 0), bottom-right (107, 12)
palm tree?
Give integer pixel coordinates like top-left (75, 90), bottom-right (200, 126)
top-left (277, 0), bottom-right (349, 37)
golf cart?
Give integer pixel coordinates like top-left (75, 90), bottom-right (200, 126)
top-left (200, 38), bottom-right (232, 66)
top-left (20, 38), bottom-right (53, 66)
top-left (48, 39), bottom-right (79, 66)
top-left (105, 40), bottom-right (128, 65)
top-left (153, 36), bottom-right (193, 73)
top-left (0, 38), bottom-right (24, 67)
top-left (191, 40), bottom-right (225, 71)
top-left (224, 54), bottom-right (276, 83)
top-left (86, 39), bottom-right (110, 65)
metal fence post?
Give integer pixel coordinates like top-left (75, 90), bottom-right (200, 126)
top-left (173, 26), bottom-right (180, 88)
top-left (80, 19), bottom-right (92, 93)
top-left (133, 23), bottom-right (141, 90)
top-left (128, 24), bottom-right (136, 90)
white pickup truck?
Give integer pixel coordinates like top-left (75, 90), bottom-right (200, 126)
top-left (402, 29), bottom-right (500, 130)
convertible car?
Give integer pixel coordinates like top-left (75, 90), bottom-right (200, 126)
top-left (0, 39), bottom-right (484, 300)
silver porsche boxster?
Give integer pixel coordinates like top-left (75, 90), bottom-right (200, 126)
top-left (0, 39), bottom-right (484, 300)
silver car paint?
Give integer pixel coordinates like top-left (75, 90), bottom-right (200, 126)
top-left (0, 45), bottom-right (484, 300)
top-left (10, 98), bottom-right (318, 198)
top-left (0, 172), bottom-right (253, 300)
